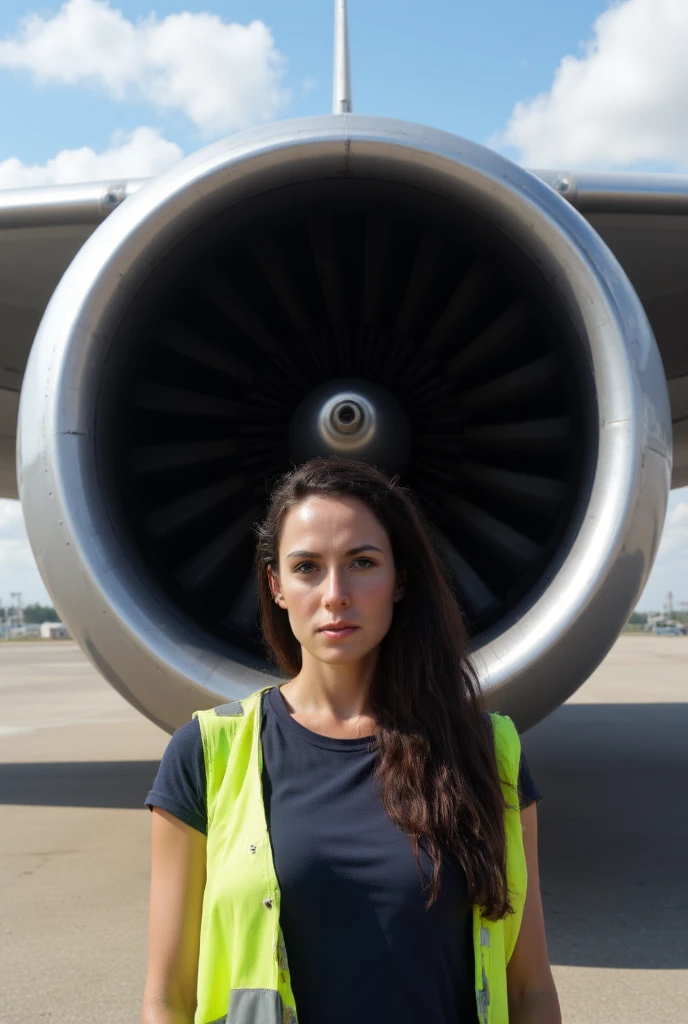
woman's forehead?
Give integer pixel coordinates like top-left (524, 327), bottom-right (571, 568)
top-left (279, 495), bottom-right (389, 548)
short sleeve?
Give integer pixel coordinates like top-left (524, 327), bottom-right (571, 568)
top-left (145, 717), bottom-right (207, 835)
top-left (517, 749), bottom-right (542, 810)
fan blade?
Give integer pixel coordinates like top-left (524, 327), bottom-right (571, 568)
top-left (223, 571), bottom-right (259, 633)
top-left (424, 260), bottom-right (491, 353)
top-left (250, 233), bottom-right (311, 335)
top-left (144, 476), bottom-right (246, 536)
top-left (197, 269), bottom-right (278, 354)
top-left (157, 322), bottom-right (253, 384)
top-left (396, 231), bottom-right (444, 334)
top-left (432, 528), bottom-right (499, 619)
top-left (136, 383), bottom-right (238, 419)
top-left (447, 496), bottom-right (542, 570)
top-left (364, 216), bottom-right (389, 326)
top-left (131, 439), bottom-right (237, 474)
top-left (308, 217), bottom-right (342, 326)
top-left (457, 462), bottom-right (564, 513)
top-left (446, 301), bottom-right (529, 377)
top-left (176, 507), bottom-right (260, 592)
top-left (460, 355), bottom-right (560, 410)
top-left (461, 417), bottom-right (572, 452)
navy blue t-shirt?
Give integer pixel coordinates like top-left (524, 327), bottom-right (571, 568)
top-left (145, 686), bottom-right (541, 1024)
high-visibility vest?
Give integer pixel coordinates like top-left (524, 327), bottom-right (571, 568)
top-left (193, 687), bottom-right (527, 1024)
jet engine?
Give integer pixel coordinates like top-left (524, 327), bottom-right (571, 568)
top-left (17, 117), bottom-right (672, 732)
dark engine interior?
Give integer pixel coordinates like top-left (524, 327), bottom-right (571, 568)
top-left (97, 178), bottom-right (596, 660)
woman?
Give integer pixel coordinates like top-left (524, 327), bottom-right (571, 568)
top-left (142, 457), bottom-right (561, 1024)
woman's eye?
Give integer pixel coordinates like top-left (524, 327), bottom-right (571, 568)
top-left (294, 562), bottom-right (316, 574)
top-left (351, 557), bottom-right (375, 569)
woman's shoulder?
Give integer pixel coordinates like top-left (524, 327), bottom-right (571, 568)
top-left (165, 716), bottom-right (204, 760)
top-left (480, 710), bottom-right (541, 808)
top-left (175, 715), bottom-right (203, 739)
top-left (480, 710), bottom-right (519, 744)
top-left (479, 710), bottom-right (523, 784)
top-left (144, 717), bottom-right (207, 835)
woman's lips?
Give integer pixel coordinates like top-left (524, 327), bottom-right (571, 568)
top-left (318, 626), bottom-right (359, 639)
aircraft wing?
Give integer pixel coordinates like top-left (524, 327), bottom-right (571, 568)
top-left (0, 181), bottom-right (142, 498)
top-left (534, 170), bottom-right (688, 488)
top-left (1, 170), bottom-right (687, 500)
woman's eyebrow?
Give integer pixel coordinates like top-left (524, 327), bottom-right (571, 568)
top-left (285, 545), bottom-right (384, 559)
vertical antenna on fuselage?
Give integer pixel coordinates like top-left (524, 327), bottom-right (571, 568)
top-left (333, 0), bottom-right (352, 113)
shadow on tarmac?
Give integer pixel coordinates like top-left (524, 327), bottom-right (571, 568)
top-left (0, 760), bottom-right (160, 809)
top-left (524, 702), bottom-right (688, 971)
top-left (1, 701), bottom-right (686, 970)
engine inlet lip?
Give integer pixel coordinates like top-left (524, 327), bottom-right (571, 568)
top-left (17, 115), bottom-right (672, 732)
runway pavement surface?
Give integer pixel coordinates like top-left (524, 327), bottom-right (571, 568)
top-left (1, 636), bottom-right (687, 1023)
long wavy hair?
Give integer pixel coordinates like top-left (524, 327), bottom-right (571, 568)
top-left (255, 457), bottom-right (512, 919)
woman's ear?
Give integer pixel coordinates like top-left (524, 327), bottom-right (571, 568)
top-left (393, 568), bottom-right (406, 603)
top-left (267, 565), bottom-right (286, 608)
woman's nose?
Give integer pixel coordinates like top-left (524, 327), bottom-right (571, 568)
top-left (323, 570), bottom-right (350, 608)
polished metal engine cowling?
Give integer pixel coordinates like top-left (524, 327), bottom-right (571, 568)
top-left (18, 116), bottom-right (672, 731)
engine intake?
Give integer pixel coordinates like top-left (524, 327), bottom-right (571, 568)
top-left (18, 117), bottom-right (671, 731)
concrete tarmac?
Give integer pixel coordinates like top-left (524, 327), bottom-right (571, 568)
top-left (1, 636), bottom-right (687, 1023)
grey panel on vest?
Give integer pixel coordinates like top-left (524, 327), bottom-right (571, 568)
top-left (227, 988), bottom-right (284, 1024)
top-left (214, 701), bottom-right (244, 717)
top-left (206, 1017), bottom-right (227, 1023)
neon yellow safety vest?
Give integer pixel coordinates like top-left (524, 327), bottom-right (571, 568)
top-left (193, 687), bottom-right (527, 1024)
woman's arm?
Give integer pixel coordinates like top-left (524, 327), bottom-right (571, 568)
top-left (141, 807), bottom-right (207, 1024)
top-left (506, 802), bottom-right (562, 1024)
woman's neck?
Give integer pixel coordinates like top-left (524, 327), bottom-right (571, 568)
top-left (278, 649), bottom-right (379, 735)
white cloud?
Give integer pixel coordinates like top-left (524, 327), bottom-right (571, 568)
top-left (494, 0), bottom-right (688, 169)
top-left (0, 0), bottom-right (289, 136)
top-left (0, 499), bottom-right (52, 605)
top-left (0, 125), bottom-right (182, 188)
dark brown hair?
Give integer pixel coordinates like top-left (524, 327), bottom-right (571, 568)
top-left (255, 457), bottom-right (512, 918)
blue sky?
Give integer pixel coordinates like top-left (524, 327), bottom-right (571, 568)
top-left (0, 1), bottom-right (609, 164)
top-left (0, 0), bottom-right (687, 611)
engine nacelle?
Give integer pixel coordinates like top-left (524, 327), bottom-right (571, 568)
top-left (18, 116), bottom-right (672, 731)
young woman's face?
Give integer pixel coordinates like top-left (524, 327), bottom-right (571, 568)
top-left (269, 495), bottom-right (404, 667)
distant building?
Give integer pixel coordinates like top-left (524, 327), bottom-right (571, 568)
top-left (40, 621), bottom-right (70, 640)
top-left (8, 624), bottom-right (41, 639)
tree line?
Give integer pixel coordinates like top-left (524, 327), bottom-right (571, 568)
top-left (628, 610), bottom-right (688, 625)
top-left (0, 603), bottom-right (60, 624)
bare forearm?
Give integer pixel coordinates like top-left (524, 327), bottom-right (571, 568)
top-left (141, 999), bottom-right (195, 1024)
top-left (508, 988), bottom-right (562, 1024)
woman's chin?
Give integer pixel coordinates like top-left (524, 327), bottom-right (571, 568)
top-left (309, 640), bottom-right (375, 666)
top-left (315, 648), bottom-right (363, 664)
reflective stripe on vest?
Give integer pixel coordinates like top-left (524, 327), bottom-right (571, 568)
top-left (193, 687), bottom-right (526, 1024)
